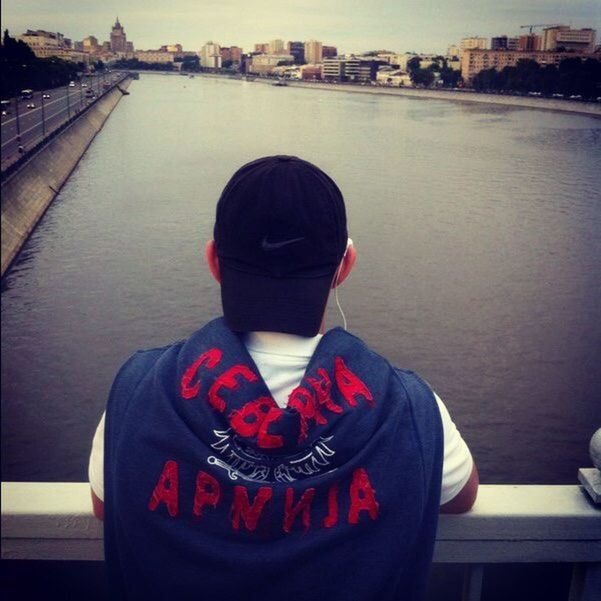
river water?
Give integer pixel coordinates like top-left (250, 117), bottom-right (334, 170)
top-left (2, 74), bottom-right (600, 484)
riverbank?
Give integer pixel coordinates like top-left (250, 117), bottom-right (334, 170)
top-left (0, 77), bottom-right (133, 277)
top-left (189, 72), bottom-right (601, 117)
top-left (260, 79), bottom-right (601, 117)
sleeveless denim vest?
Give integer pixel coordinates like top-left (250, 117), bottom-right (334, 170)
top-left (104, 318), bottom-right (443, 600)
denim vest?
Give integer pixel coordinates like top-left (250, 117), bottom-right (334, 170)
top-left (104, 318), bottom-right (443, 600)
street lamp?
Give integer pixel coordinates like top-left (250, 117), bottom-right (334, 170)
top-left (66, 82), bottom-right (71, 119)
top-left (14, 96), bottom-right (21, 140)
top-left (40, 91), bottom-right (46, 138)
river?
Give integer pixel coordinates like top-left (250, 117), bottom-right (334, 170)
top-left (2, 73), bottom-right (600, 484)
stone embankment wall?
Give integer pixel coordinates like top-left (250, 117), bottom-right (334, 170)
top-left (1, 77), bottom-right (132, 277)
top-left (259, 79), bottom-right (601, 117)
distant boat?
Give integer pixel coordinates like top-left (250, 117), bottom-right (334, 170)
top-left (273, 78), bottom-right (288, 87)
top-left (189, 74), bottom-right (195, 78)
top-left (244, 75), bottom-right (256, 81)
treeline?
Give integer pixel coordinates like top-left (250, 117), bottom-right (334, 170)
top-left (1, 30), bottom-right (81, 99)
top-left (407, 56), bottom-right (462, 88)
top-left (472, 57), bottom-right (601, 98)
top-left (113, 58), bottom-right (174, 71)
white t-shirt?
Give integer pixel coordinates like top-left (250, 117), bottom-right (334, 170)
top-left (89, 331), bottom-right (473, 505)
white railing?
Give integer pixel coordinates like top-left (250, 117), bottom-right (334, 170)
top-left (2, 483), bottom-right (600, 601)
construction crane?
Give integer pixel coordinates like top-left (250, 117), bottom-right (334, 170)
top-left (520, 24), bottom-right (562, 34)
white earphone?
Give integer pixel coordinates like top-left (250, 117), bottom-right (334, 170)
top-left (334, 237), bottom-right (353, 330)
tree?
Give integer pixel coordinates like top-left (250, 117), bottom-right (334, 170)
top-left (411, 68), bottom-right (435, 87)
top-left (469, 56), bottom-right (601, 99)
top-left (407, 56), bottom-right (421, 73)
top-left (440, 66), bottom-right (461, 88)
top-left (1, 30), bottom-right (79, 98)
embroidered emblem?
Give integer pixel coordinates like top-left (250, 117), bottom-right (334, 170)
top-left (207, 429), bottom-right (336, 483)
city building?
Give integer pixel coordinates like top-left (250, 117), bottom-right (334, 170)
top-left (461, 48), bottom-right (597, 82)
top-left (200, 41), bottom-right (222, 69)
top-left (18, 29), bottom-right (90, 63)
top-left (393, 53), bottom-right (440, 71)
top-left (134, 50), bottom-right (175, 64)
top-left (541, 26), bottom-right (596, 53)
top-left (254, 43), bottom-right (269, 54)
top-left (82, 35), bottom-right (99, 54)
top-left (219, 46), bottom-right (242, 65)
top-left (299, 64), bottom-right (322, 80)
top-left (322, 57), bottom-right (345, 80)
top-left (460, 37), bottom-right (488, 54)
top-left (271, 65), bottom-right (301, 79)
top-left (491, 36), bottom-right (518, 51)
top-left (322, 45), bottom-right (337, 58)
top-left (248, 53), bottom-right (294, 74)
top-left (287, 41), bottom-right (305, 64)
top-left (375, 67), bottom-right (412, 87)
top-left (304, 40), bottom-right (323, 64)
top-left (19, 29), bottom-right (68, 52)
top-left (268, 39), bottom-right (285, 54)
top-left (160, 44), bottom-right (183, 53)
top-left (229, 46), bottom-right (243, 62)
top-left (517, 34), bottom-right (541, 51)
top-left (322, 56), bottom-right (385, 82)
top-left (447, 44), bottom-right (460, 57)
top-left (110, 17), bottom-right (128, 53)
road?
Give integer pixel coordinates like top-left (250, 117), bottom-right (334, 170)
top-left (1, 72), bottom-right (126, 172)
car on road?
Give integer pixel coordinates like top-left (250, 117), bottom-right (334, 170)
top-left (42, 93), bottom-right (50, 99)
top-left (21, 89), bottom-right (34, 100)
top-left (82, 83), bottom-right (88, 88)
top-left (1, 100), bottom-right (10, 116)
top-left (69, 81), bottom-right (76, 87)
top-left (26, 102), bottom-right (36, 109)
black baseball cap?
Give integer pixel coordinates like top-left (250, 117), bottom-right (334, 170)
top-left (214, 155), bottom-right (348, 336)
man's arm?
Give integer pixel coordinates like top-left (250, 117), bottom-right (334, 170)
top-left (434, 393), bottom-right (479, 513)
top-left (91, 488), bottom-right (104, 520)
top-left (89, 412), bottom-right (105, 521)
top-left (440, 462), bottom-right (479, 513)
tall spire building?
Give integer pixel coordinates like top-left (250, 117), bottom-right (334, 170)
top-left (110, 17), bottom-right (127, 52)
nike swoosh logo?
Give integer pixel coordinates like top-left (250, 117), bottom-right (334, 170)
top-left (261, 236), bottom-right (305, 251)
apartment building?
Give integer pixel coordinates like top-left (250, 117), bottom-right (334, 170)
top-left (304, 40), bottom-right (323, 64)
top-left (461, 48), bottom-right (596, 82)
top-left (541, 26), bottom-right (596, 53)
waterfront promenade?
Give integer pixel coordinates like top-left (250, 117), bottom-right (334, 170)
top-left (188, 71), bottom-right (601, 117)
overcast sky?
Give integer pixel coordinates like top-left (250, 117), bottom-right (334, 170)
top-left (2, 0), bottom-right (600, 55)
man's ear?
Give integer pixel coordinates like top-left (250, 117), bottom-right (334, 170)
top-left (332, 243), bottom-right (356, 289)
top-left (205, 240), bottom-right (221, 284)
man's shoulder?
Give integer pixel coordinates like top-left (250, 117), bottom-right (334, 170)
top-left (114, 318), bottom-right (227, 375)
top-left (330, 328), bottom-right (435, 394)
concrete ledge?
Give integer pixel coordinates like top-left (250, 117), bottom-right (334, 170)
top-left (2, 482), bottom-right (600, 563)
top-left (0, 77), bottom-right (132, 277)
